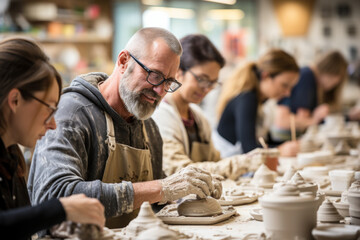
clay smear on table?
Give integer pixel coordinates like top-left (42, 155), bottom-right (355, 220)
top-left (177, 197), bottom-right (222, 217)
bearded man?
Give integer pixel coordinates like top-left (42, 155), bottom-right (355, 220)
top-left (28, 27), bottom-right (221, 228)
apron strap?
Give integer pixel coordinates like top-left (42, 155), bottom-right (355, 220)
top-left (105, 112), bottom-right (116, 151)
top-left (141, 120), bottom-right (151, 149)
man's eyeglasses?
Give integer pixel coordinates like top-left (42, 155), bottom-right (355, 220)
top-left (22, 92), bottom-right (57, 124)
top-left (129, 53), bottom-right (182, 93)
top-left (188, 70), bottom-right (221, 89)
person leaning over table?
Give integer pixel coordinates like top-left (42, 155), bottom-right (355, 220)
top-left (27, 27), bottom-right (222, 229)
top-left (0, 38), bottom-right (105, 240)
top-left (213, 49), bottom-right (300, 158)
top-left (273, 50), bottom-right (356, 142)
top-left (152, 34), bottom-right (252, 180)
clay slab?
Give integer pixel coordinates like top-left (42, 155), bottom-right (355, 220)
top-left (156, 204), bottom-right (236, 225)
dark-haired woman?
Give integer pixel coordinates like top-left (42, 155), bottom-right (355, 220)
top-left (0, 38), bottom-right (105, 240)
top-left (153, 34), bottom-right (247, 180)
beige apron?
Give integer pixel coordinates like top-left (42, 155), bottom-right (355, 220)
top-left (190, 142), bottom-right (220, 163)
top-left (102, 113), bottom-right (153, 228)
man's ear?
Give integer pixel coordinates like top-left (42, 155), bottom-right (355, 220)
top-left (116, 50), bottom-right (130, 74)
top-left (7, 89), bottom-right (21, 113)
top-left (175, 69), bottom-right (184, 82)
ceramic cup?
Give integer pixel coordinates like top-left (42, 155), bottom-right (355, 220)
top-left (329, 170), bottom-right (355, 192)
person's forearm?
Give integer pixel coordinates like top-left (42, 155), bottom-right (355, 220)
top-left (132, 180), bottom-right (163, 209)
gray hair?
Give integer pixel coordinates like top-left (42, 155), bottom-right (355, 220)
top-left (125, 27), bottom-right (182, 58)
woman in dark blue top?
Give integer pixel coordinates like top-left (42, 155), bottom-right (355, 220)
top-left (0, 38), bottom-right (105, 240)
top-left (213, 49), bottom-right (300, 157)
top-left (274, 51), bottom-right (349, 141)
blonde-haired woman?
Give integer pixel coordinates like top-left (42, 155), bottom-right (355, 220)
top-left (273, 51), bottom-right (349, 141)
top-left (213, 49), bottom-right (300, 158)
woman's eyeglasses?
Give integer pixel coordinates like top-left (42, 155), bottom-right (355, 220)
top-left (129, 53), bottom-right (182, 93)
top-left (23, 93), bottom-right (57, 124)
top-left (188, 70), bottom-right (221, 89)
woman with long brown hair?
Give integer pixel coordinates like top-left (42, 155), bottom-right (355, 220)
top-left (0, 38), bottom-right (105, 240)
top-left (214, 49), bottom-right (300, 157)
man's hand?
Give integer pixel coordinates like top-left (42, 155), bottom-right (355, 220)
top-left (159, 166), bottom-right (214, 204)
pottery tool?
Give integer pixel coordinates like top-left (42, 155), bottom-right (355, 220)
top-left (258, 137), bottom-right (268, 149)
top-left (290, 114), bottom-right (296, 141)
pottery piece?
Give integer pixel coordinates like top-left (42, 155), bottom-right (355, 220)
top-left (125, 201), bottom-right (166, 239)
top-left (333, 198), bottom-right (350, 218)
top-left (249, 208), bottom-right (263, 221)
top-left (156, 204), bottom-right (236, 225)
top-left (290, 171), bottom-right (318, 195)
top-left (219, 189), bottom-right (259, 206)
top-left (251, 164), bottom-right (276, 188)
top-left (297, 151), bottom-right (333, 168)
top-left (282, 165), bottom-right (296, 182)
top-left (312, 224), bottom-right (360, 240)
top-left (347, 121), bottom-right (360, 136)
top-left (274, 171), bottom-right (318, 196)
top-left (329, 170), bottom-right (354, 191)
top-left (334, 139), bottom-right (351, 155)
top-left (135, 223), bottom-right (178, 240)
top-left (317, 199), bottom-right (343, 223)
top-left (259, 183), bottom-right (319, 240)
top-left (347, 175), bottom-right (360, 225)
top-left (177, 197), bottom-right (222, 217)
top-left (321, 140), bottom-right (335, 154)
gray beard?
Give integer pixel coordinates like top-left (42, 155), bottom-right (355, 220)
top-left (119, 73), bottom-right (161, 120)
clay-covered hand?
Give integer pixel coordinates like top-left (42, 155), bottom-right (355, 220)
top-left (59, 194), bottom-right (105, 228)
top-left (348, 106), bottom-right (360, 121)
top-left (311, 104), bottom-right (329, 124)
top-left (215, 155), bottom-right (249, 180)
top-left (211, 174), bottom-right (223, 199)
top-left (159, 166), bottom-right (214, 204)
top-left (278, 140), bottom-right (299, 157)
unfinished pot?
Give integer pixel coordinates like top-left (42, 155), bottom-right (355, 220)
top-left (177, 196), bottom-right (222, 217)
top-left (333, 198), bottom-right (349, 218)
top-left (317, 199), bottom-right (343, 223)
top-left (259, 183), bottom-right (319, 240)
top-left (347, 176), bottom-right (360, 225)
top-left (282, 165), bottom-right (296, 182)
top-left (321, 140), bottom-right (335, 154)
top-left (334, 139), bottom-right (351, 155)
top-left (125, 201), bottom-right (166, 239)
top-left (274, 171), bottom-right (318, 196)
top-left (251, 164), bottom-right (276, 188)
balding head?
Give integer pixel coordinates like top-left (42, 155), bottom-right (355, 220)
top-left (125, 27), bottom-right (182, 59)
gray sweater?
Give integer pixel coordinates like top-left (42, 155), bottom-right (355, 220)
top-left (27, 73), bottom-right (163, 218)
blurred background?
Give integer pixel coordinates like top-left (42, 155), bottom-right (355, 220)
top-left (0, 0), bottom-right (359, 126)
